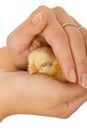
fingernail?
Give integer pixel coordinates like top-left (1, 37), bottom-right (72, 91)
top-left (32, 12), bottom-right (43, 24)
top-left (82, 74), bottom-right (87, 88)
top-left (69, 69), bottom-right (77, 83)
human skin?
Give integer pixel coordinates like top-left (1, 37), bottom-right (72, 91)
top-left (0, 5), bottom-right (87, 121)
top-left (0, 47), bottom-right (87, 121)
top-left (7, 6), bottom-right (87, 88)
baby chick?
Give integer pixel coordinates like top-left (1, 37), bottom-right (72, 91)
top-left (28, 47), bottom-right (66, 82)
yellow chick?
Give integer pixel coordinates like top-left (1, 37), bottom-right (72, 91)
top-left (28, 47), bottom-right (66, 82)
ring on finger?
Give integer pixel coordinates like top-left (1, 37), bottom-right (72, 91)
top-left (62, 22), bottom-right (84, 31)
top-left (62, 22), bottom-right (77, 28)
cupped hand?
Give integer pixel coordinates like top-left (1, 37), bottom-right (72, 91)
top-left (1, 70), bottom-right (87, 120)
top-left (7, 6), bottom-right (87, 88)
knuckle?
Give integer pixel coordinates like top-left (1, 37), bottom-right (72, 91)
top-left (61, 113), bottom-right (71, 119)
top-left (73, 31), bottom-right (84, 44)
top-left (53, 6), bottom-right (66, 13)
top-left (77, 59), bottom-right (87, 67)
top-left (76, 59), bottom-right (87, 75)
top-left (60, 109), bottom-right (72, 119)
top-left (51, 30), bottom-right (70, 52)
top-left (31, 5), bottom-right (50, 18)
top-left (77, 35), bottom-right (83, 43)
top-left (56, 111), bottom-right (71, 119)
top-left (37, 5), bottom-right (49, 11)
top-left (57, 31), bottom-right (68, 44)
top-left (63, 56), bottom-right (74, 66)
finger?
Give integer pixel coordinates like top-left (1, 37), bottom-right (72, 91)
top-left (72, 19), bottom-right (87, 88)
top-left (66, 27), bottom-right (87, 88)
top-left (29, 34), bottom-right (50, 52)
top-left (7, 11), bottom-right (47, 54)
top-left (48, 77), bottom-right (86, 105)
top-left (53, 7), bottom-right (87, 88)
top-left (7, 9), bottom-right (47, 69)
top-left (73, 17), bottom-right (87, 54)
top-left (11, 71), bottom-right (85, 104)
top-left (54, 91), bottom-right (87, 118)
top-left (79, 28), bottom-right (87, 55)
top-left (69, 19), bottom-right (87, 88)
top-left (65, 91), bottom-right (87, 118)
top-left (40, 7), bottom-right (76, 83)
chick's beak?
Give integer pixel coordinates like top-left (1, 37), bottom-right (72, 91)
top-left (29, 64), bottom-right (38, 74)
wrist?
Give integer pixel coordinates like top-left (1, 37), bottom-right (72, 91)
top-left (0, 71), bottom-right (32, 121)
top-left (0, 47), bottom-right (18, 71)
top-left (0, 71), bottom-right (18, 121)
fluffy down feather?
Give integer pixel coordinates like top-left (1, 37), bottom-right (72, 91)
top-left (28, 47), bottom-right (66, 82)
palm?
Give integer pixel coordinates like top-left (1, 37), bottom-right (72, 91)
top-left (9, 71), bottom-right (87, 118)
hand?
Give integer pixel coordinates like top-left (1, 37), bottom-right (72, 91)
top-left (0, 70), bottom-right (87, 121)
top-left (7, 6), bottom-right (87, 88)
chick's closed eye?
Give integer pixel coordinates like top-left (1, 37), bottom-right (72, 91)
top-left (28, 47), bottom-right (66, 82)
top-left (41, 62), bottom-right (53, 67)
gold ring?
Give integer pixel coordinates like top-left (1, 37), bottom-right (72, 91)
top-left (77, 26), bottom-right (84, 30)
top-left (62, 22), bottom-right (77, 28)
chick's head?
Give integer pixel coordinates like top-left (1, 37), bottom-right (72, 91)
top-left (28, 47), bottom-right (58, 76)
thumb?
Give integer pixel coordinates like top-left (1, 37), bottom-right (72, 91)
top-left (7, 12), bottom-right (47, 53)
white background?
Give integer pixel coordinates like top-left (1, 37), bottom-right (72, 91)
top-left (0, 0), bottom-right (87, 130)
